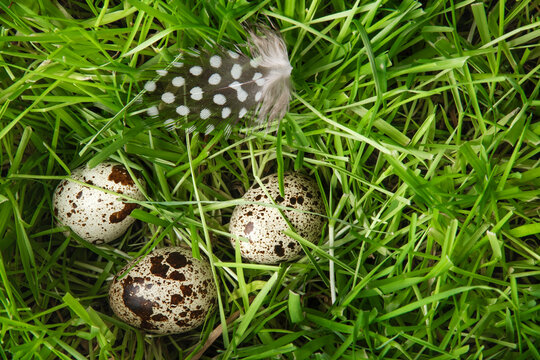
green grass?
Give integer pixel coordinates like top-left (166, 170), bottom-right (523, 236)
top-left (1, 0), bottom-right (539, 359)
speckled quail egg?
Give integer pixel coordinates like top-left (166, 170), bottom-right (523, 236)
top-left (53, 162), bottom-right (145, 244)
top-left (108, 246), bottom-right (217, 334)
top-left (229, 172), bottom-right (325, 264)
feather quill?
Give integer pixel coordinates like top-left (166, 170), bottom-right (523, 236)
top-left (136, 25), bottom-right (292, 136)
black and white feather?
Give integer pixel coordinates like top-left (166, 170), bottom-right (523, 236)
top-left (137, 26), bottom-right (292, 136)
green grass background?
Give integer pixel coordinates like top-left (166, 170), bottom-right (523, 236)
top-left (0, 0), bottom-right (539, 359)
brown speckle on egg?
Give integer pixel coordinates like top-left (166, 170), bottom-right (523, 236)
top-left (274, 243), bottom-right (285, 257)
top-left (109, 202), bottom-right (138, 224)
top-left (166, 251), bottom-right (189, 268)
top-left (169, 271), bottom-right (185, 281)
top-left (52, 162), bottom-right (145, 244)
top-left (244, 222), bottom-right (254, 235)
top-left (109, 246), bottom-right (217, 335)
top-left (171, 294), bottom-right (183, 306)
top-left (150, 256), bottom-right (169, 278)
top-left (108, 164), bottom-right (137, 186)
top-left (229, 172), bottom-right (325, 264)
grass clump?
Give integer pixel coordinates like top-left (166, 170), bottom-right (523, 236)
top-left (1, 0), bottom-right (539, 359)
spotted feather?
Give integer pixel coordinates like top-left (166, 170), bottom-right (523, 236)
top-left (137, 26), bottom-right (292, 136)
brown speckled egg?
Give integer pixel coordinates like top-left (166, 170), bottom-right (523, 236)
top-left (53, 162), bottom-right (145, 244)
top-left (108, 246), bottom-right (217, 334)
top-left (229, 172), bottom-right (325, 264)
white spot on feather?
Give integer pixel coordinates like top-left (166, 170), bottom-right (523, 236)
top-left (190, 87), bottom-right (203, 100)
top-left (164, 118), bottom-right (176, 130)
top-left (222, 107), bottom-right (231, 119)
top-left (213, 94), bottom-right (226, 105)
top-left (239, 108), bottom-right (247, 118)
top-left (237, 88), bottom-right (248, 102)
top-left (231, 64), bottom-right (242, 79)
top-left (228, 81), bottom-right (247, 102)
top-left (229, 81), bottom-right (241, 89)
top-left (208, 73), bottom-right (221, 85)
top-left (162, 92), bottom-right (175, 104)
top-left (172, 76), bottom-right (185, 87)
top-left (210, 55), bottom-right (222, 68)
top-left (190, 66), bottom-right (203, 76)
top-left (228, 50), bottom-right (240, 59)
top-left (176, 105), bottom-right (189, 116)
top-left (147, 106), bottom-right (159, 117)
top-left (144, 81), bottom-right (156, 92)
top-left (200, 108), bottom-right (211, 119)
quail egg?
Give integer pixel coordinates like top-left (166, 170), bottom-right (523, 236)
top-left (53, 162), bottom-right (145, 244)
top-left (229, 172), bottom-right (325, 264)
top-left (108, 246), bottom-right (217, 334)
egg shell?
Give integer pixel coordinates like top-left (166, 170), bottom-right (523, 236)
top-left (53, 162), bottom-right (145, 244)
top-left (108, 246), bottom-right (217, 334)
top-left (229, 172), bottom-right (325, 264)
